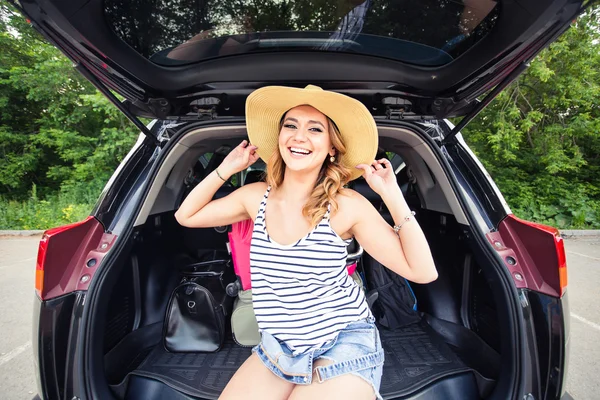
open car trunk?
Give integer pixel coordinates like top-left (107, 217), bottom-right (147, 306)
top-left (100, 208), bottom-right (502, 400)
top-left (86, 123), bottom-right (513, 400)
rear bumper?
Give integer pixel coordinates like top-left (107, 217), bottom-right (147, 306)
top-left (33, 292), bottom-right (85, 400)
top-left (525, 289), bottom-right (570, 400)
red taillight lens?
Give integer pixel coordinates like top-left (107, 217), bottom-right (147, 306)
top-left (35, 235), bottom-right (48, 298)
top-left (508, 215), bottom-right (568, 296)
top-left (35, 216), bottom-right (95, 299)
top-left (555, 235), bottom-right (568, 296)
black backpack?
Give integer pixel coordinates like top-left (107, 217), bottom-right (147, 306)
top-left (363, 253), bottom-right (420, 329)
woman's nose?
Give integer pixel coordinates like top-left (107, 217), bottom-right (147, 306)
top-left (292, 127), bottom-right (308, 141)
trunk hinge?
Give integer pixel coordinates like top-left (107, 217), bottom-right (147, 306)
top-left (384, 97), bottom-right (411, 120)
top-left (74, 63), bottom-right (160, 146)
top-left (441, 62), bottom-right (529, 146)
top-left (191, 97), bottom-right (220, 120)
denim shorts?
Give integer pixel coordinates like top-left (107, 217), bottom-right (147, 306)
top-left (252, 317), bottom-right (385, 399)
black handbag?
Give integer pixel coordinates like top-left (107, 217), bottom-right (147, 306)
top-left (163, 259), bottom-right (235, 353)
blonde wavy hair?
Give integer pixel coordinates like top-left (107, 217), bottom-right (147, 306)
top-left (266, 110), bottom-right (353, 227)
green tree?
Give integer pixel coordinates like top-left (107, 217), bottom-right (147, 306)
top-left (1, 0), bottom-right (599, 229)
top-left (462, 7), bottom-right (600, 228)
top-left (1, 1), bottom-right (138, 200)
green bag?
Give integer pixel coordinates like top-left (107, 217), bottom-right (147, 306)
top-left (231, 289), bottom-right (261, 346)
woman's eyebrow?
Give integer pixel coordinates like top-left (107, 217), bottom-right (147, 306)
top-left (284, 117), bottom-right (326, 128)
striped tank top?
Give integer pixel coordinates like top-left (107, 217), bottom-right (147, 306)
top-left (250, 186), bottom-right (371, 355)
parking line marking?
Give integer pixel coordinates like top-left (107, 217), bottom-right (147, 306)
top-left (0, 257), bottom-right (36, 271)
top-left (567, 251), bottom-right (600, 262)
top-left (0, 341), bottom-right (31, 366)
top-left (571, 313), bottom-right (600, 332)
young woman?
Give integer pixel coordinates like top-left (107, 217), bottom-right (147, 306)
top-left (175, 85), bottom-right (438, 400)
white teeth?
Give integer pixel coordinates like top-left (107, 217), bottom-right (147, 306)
top-left (290, 147), bottom-right (311, 155)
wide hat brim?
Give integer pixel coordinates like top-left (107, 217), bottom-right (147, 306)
top-left (245, 85), bottom-right (378, 181)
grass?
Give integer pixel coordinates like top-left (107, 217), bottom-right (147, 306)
top-left (0, 182), bottom-right (597, 231)
top-left (0, 184), bottom-right (97, 230)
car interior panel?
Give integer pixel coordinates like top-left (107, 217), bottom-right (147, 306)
top-left (97, 128), bottom-right (504, 400)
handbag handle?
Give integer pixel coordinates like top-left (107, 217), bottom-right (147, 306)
top-left (183, 270), bottom-right (224, 277)
top-left (183, 259), bottom-right (230, 269)
top-left (180, 259), bottom-right (232, 279)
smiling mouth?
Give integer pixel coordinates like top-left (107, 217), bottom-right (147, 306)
top-left (288, 147), bottom-right (313, 156)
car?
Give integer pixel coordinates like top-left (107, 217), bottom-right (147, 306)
top-left (11, 0), bottom-right (584, 399)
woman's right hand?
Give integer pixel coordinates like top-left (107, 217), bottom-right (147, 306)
top-left (219, 140), bottom-right (260, 177)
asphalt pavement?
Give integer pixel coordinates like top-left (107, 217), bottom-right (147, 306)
top-left (0, 236), bottom-right (598, 399)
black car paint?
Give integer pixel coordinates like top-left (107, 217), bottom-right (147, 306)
top-left (92, 125), bottom-right (164, 233)
top-left (32, 292), bottom-right (85, 400)
top-left (527, 290), bottom-right (571, 398)
top-left (442, 142), bottom-right (508, 228)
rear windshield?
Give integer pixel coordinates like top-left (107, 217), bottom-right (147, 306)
top-left (104, 0), bottom-right (499, 67)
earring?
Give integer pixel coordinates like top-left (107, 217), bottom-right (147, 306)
top-left (330, 155), bottom-right (335, 163)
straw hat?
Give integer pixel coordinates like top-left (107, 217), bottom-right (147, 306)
top-left (245, 85), bottom-right (378, 181)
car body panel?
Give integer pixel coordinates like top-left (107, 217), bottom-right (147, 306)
top-left (33, 292), bottom-right (84, 400)
top-left (37, 217), bottom-right (106, 300)
top-left (523, 289), bottom-right (570, 399)
top-left (494, 215), bottom-right (566, 298)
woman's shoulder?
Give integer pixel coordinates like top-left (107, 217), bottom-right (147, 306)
top-left (240, 181), bottom-right (269, 193)
top-left (330, 188), bottom-right (374, 237)
top-left (236, 182), bottom-right (269, 218)
top-left (237, 181), bottom-right (269, 201)
top-left (333, 188), bottom-right (373, 218)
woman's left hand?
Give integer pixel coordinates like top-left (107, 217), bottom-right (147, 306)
top-left (356, 159), bottom-right (401, 198)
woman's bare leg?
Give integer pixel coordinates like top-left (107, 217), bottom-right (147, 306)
top-left (219, 352), bottom-right (295, 400)
top-left (287, 359), bottom-right (376, 400)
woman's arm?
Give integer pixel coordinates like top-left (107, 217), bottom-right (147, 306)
top-left (175, 140), bottom-right (260, 228)
top-left (350, 159), bottom-right (438, 284)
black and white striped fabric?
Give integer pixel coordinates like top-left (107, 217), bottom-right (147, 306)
top-left (250, 186), bottom-right (372, 355)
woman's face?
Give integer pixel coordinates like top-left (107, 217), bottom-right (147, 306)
top-left (278, 105), bottom-right (335, 175)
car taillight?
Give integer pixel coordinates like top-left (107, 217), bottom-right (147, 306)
top-left (35, 216), bottom-right (109, 300)
top-left (35, 235), bottom-right (47, 298)
top-left (506, 215), bottom-right (568, 297)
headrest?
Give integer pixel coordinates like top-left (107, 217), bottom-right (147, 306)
top-left (244, 170), bottom-right (265, 185)
top-left (352, 178), bottom-right (381, 205)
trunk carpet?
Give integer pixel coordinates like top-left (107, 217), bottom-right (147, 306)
top-left (123, 321), bottom-right (471, 399)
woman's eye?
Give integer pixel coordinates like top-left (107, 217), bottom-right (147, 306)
top-left (309, 127), bottom-right (323, 133)
top-left (284, 124), bottom-right (297, 129)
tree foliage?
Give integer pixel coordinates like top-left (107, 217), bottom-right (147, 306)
top-left (0, 0), bottom-right (599, 229)
top-left (1, 1), bottom-right (138, 202)
top-left (461, 7), bottom-right (600, 228)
